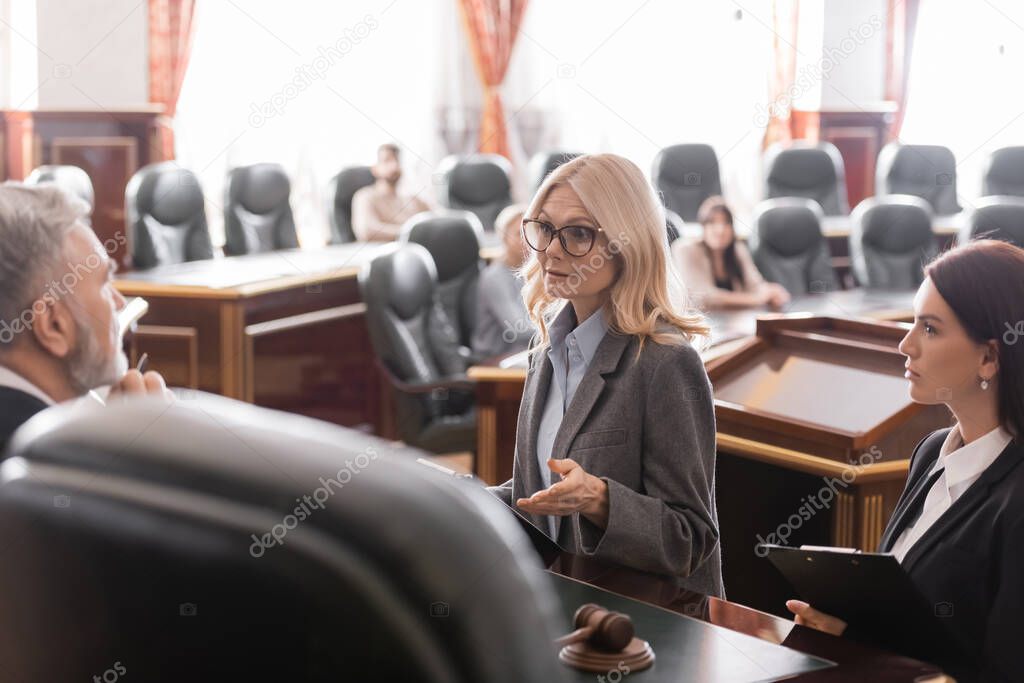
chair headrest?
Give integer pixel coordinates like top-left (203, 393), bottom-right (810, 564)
top-left (984, 146), bottom-right (1024, 195)
top-left (402, 212), bottom-right (482, 282)
top-left (233, 163), bottom-right (291, 215)
top-left (332, 166), bottom-right (375, 208)
top-left (361, 243), bottom-right (438, 320)
top-left (25, 165), bottom-right (95, 209)
top-left (969, 196), bottom-right (1024, 247)
top-left (754, 198), bottom-right (825, 257)
top-left (652, 144), bottom-right (719, 186)
top-left (442, 155), bottom-right (512, 205)
top-left (853, 195), bottom-right (933, 253)
top-left (529, 151), bottom-right (583, 190)
top-left (765, 143), bottom-right (840, 190)
top-left (136, 163), bottom-right (205, 226)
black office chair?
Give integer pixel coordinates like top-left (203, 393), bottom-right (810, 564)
top-left (224, 163), bottom-right (299, 255)
top-left (751, 198), bottom-right (837, 296)
top-left (876, 143), bottom-right (961, 215)
top-left (25, 165), bottom-right (95, 216)
top-left (126, 162), bottom-right (214, 269)
top-left (982, 146), bottom-right (1024, 198)
top-left (327, 165), bottom-right (375, 244)
top-left (959, 196), bottom-right (1024, 249)
top-left (849, 195), bottom-right (936, 290)
top-left (651, 144), bottom-right (723, 223)
top-left (528, 151), bottom-right (583, 192)
top-left (764, 142), bottom-right (849, 216)
top-left (401, 212), bottom-right (483, 352)
top-left (0, 396), bottom-right (566, 681)
top-left (436, 154), bottom-right (512, 232)
top-left (359, 244), bottom-right (476, 454)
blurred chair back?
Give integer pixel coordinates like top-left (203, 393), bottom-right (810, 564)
top-left (437, 154), bottom-right (512, 231)
top-left (327, 165), bottom-right (375, 244)
top-left (752, 198), bottom-right (837, 296)
top-left (359, 245), bottom-right (476, 453)
top-left (876, 143), bottom-right (961, 215)
top-left (764, 142), bottom-right (849, 216)
top-left (528, 151), bottom-right (583, 192)
top-left (25, 165), bottom-right (95, 216)
top-left (401, 211), bottom-right (483, 349)
top-left (126, 162), bottom-right (213, 269)
top-left (961, 195), bottom-right (1024, 249)
top-left (224, 163), bottom-right (298, 255)
top-left (850, 195), bottom-right (936, 290)
top-left (0, 396), bottom-right (564, 681)
top-left (651, 143), bottom-right (722, 223)
top-left (982, 146), bottom-right (1024, 198)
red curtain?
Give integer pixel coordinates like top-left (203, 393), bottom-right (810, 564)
top-left (763, 0), bottom-right (800, 149)
top-left (456, 0), bottom-right (529, 160)
top-left (148, 0), bottom-right (197, 160)
top-left (885, 0), bottom-right (920, 141)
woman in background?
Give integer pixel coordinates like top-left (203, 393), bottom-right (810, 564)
top-left (674, 196), bottom-right (789, 310)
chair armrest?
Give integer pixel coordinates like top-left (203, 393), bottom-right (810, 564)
top-left (376, 360), bottom-right (476, 395)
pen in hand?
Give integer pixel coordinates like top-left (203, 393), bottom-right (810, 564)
top-left (136, 352), bottom-right (149, 375)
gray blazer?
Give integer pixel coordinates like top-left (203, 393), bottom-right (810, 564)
top-left (489, 328), bottom-right (723, 597)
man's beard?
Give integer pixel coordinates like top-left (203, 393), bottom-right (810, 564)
top-left (67, 306), bottom-right (127, 394)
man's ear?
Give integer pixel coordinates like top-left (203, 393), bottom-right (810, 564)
top-left (31, 297), bottom-right (77, 359)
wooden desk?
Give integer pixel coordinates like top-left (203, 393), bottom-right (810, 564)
top-left (116, 244), bottom-right (390, 430)
top-left (548, 554), bottom-right (945, 681)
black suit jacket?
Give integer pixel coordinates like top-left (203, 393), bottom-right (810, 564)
top-left (0, 386), bottom-right (48, 455)
top-left (878, 427), bottom-right (1024, 682)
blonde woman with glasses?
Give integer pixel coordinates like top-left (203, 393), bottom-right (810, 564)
top-left (488, 154), bottom-right (722, 595)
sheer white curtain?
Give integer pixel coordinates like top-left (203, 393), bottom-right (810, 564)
top-left (900, 0), bottom-right (1024, 206)
top-left (175, 1), bottom-right (773, 245)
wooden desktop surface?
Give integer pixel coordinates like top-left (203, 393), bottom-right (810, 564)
top-left (547, 553), bottom-right (944, 681)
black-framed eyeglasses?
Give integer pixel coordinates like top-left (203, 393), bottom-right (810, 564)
top-left (521, 219), bottom-right (604, 257)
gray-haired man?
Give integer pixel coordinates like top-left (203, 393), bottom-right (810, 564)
top-left (0, 183), bottom-right (170, 451)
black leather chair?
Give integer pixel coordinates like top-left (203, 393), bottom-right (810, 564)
top-left (651, 144), bottom-right (722, 223)
top-left (960, 196), bottom-right (1024, 249)
top-left (876, 143), bottom-right (961, 215)
top-left (359, 244), bottom-right (476, 454)
top-left (982, 146), bottom-right (1024, 198)
top-left (327, 165), bottom-right (375, 244)
top-left (224, 163), bottom-right (299, 255)
top-left (401, 211), bottom-right (483, 351)
top-left (436, 154), bottom-right (512, 232)
top-left (0, 396), bottom-right (566, 681)
top-left (849, 195), bottom-right (936, 289)
top-left (528, 151), bottom-right (583, 192)
top-left (126, 162), bottom-right (214, 269)
top-left (764, 142), bottom-right (849, 216)
top-left (25, 165), bottom-right (94, 215)
top-left (751, 198), bottom-right (837, 296)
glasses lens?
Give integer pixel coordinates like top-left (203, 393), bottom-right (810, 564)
top-left (562, 226), bottom-right (596, 256)
top-left (522, 220), bottom-right (553, 252)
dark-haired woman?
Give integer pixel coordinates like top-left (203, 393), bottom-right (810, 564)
top-left (787, 239), bottom-right (1024, 682)
top-left (673, 196), bottom-right (789, 310)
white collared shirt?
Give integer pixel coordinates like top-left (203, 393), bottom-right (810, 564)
top-left (0, 365), bottom-right (55, 406)
top-left (891, 424), bottom-right (1013, 563)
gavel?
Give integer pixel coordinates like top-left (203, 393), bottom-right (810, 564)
top-left (554, 603), bottom-right (635, 652)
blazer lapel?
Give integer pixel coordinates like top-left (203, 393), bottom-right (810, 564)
top-left (516, 351), bottom-right (553, 527)
top-left (551, 332), bottom-right (631, 461)
top-left (878, 453), bottom-right (942, 552)
top-left (900, 440), bottom-right (1024, 573)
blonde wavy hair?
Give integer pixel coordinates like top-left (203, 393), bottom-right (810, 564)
top-left (521, 153), bottom-right (709, 350)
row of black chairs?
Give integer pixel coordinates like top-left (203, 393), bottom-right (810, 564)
top-left (749, 194), bottom-right (1024, 296)
top-left (654, 141), bottom-right (1024, 220)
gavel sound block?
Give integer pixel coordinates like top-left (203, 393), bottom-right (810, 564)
top-left (554, 603), bottom-right (655, 673)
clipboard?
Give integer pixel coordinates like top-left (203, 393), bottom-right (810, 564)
top-left (416, 458), bottom-right (564, 566)
top-left (760, 544), bottom-right (967, 664)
